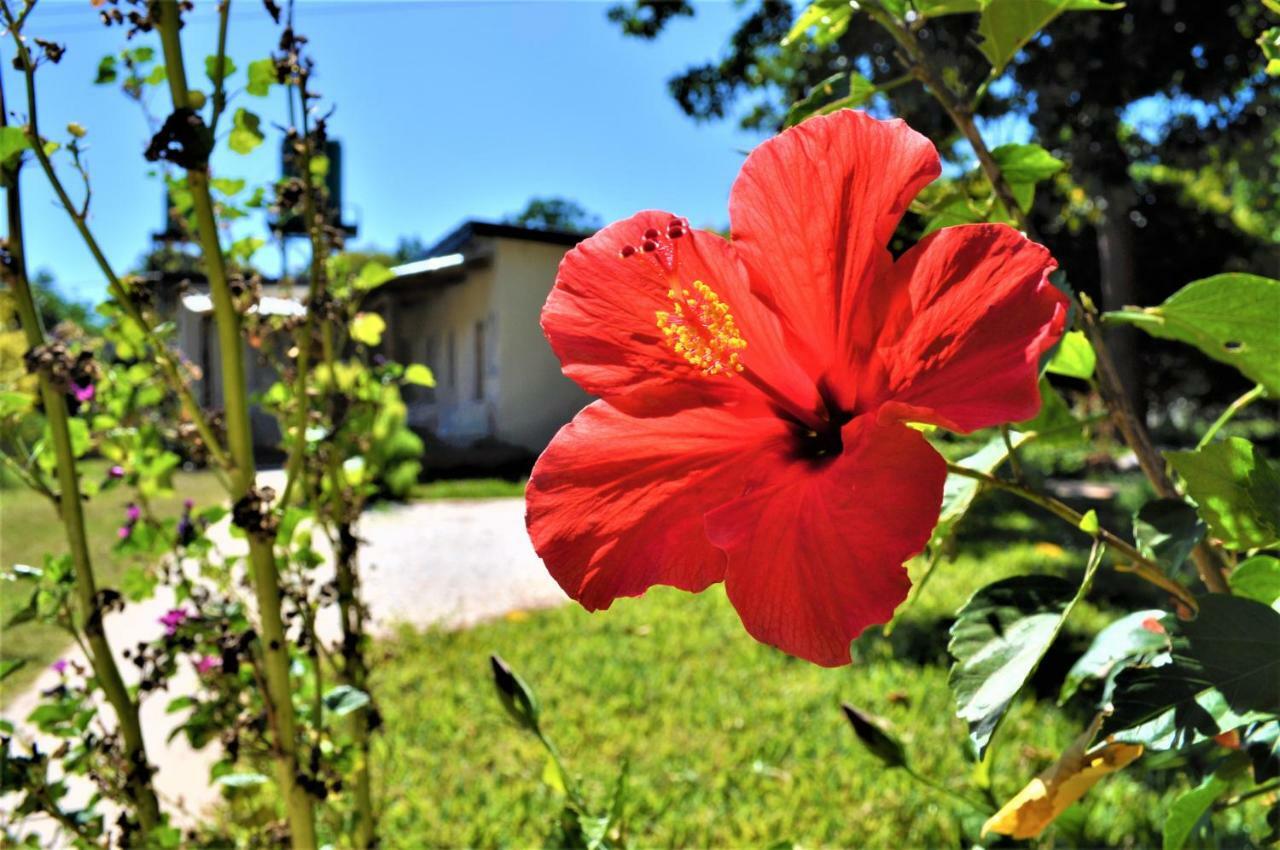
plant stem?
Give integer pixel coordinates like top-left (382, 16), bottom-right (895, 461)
top-left (1215, 779), bottom-right (1280, 810)
top-left (1, 72), bottom-right (161, 837)
top-left (866, 2), bottom-right (1231, 594)
top-left (152, 4), bottom-right (318, 847)
top-left (0, 1), bottom-right (231, 480)
top-left (902, 766), bottom-right (989, 813)
top-left (943, 462), bottom-right (1200, 611)
top-left (1196, 383), bottom-right (1265, 450)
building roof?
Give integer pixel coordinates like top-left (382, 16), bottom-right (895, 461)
top-left (387, 219), bottom-right (587, 288)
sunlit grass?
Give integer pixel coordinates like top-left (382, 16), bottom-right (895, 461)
top-left (408, 477), bottom-right (527, 501)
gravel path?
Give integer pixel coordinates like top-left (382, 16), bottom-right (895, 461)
top-left (1, 488), bottom-right (563, 839)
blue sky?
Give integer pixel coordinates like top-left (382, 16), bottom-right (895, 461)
top-left (4, 0), bottom-right (766, 302)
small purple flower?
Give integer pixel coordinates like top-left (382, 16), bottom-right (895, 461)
top-left (72, 382), bottom-right (95, 403)
top-left (183, 499), bottom-right (194, 510)
top-left (108, 465), bottom-right (126, 479)
top-left (117, 524), bottom-right (132, 540)
top-left (159, 607), bottom-right (190, 636)
top-left (125, 503), bottom-right (142, 523)
top-left (193, 655), bottom-right (220, 675)
top-left (51, 659), bottom-right (68, 675)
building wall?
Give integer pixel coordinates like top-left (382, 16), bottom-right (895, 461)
top-left (490, 238), bottom-right (592, 452)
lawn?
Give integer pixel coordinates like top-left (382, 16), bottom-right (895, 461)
top-left (0, 460), bottom-right (226, 701)
top-left (368, 530), bottom-right (1260, 848)
top-left (409, 477), bottom-right (527, 501)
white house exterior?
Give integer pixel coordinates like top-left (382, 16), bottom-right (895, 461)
top-left (367, 221), bottom-right (592, 458)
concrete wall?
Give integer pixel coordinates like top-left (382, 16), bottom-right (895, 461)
top-left (490, 238), bottom-right (592, 452)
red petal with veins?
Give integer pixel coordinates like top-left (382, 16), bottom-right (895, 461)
top-left (526, 398), bottom-right (788, 611)
top-left (705, 417), bottom-right (946, 667)
top-left (871, 224), bottom-right (1067, 432)
top-left (729, 110), bottom-right (940, 382)
top-left (543, 210), bottom-right (815, 417)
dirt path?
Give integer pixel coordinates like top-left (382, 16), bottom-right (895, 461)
top-left (1, 487), bottom-right (563, 840)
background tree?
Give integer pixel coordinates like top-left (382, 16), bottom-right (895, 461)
top-left (503, 196), bottom-right (602, 234)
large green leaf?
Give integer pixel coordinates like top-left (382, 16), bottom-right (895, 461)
top-left (1105, 595), bottom-right (1280, 749)
top-left (1043, 330), bottom-right (1095, 379)
top-left (949, 547), bottom-right (1101, 756)
top-left (1166, 437), bottom-right (1280, 549)
top-left (246, 58), bottom-right (276, 96)
top-left (783, 72), bottom-right (876, 128)
top-left (1017, 379), bottom-right (1087, 445)
top-left (0, 126), bottom-right (30, 167)
top-left (782, 0), bottom-right (853, 47)
top-left (1229, 556), bottom-right (1280, 609)
top-left (1058, 609), bottom-right (1169, 705)
top-left (1132, 499), bottom-right (1205, 573)
top-left (1162, 764), bottom-right (1240, 850)
top-left (1106, 274), bottom-right (1280, 395)
top-left (976, 0), bottom-right (1124, 74)
top-left (991, 142), bottom-right (1065, 185)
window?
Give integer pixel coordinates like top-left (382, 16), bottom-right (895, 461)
top-left (473, 319), bottom-right (486, 401)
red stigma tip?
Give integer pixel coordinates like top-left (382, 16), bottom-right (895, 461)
top-left (620, 245), bottom-right (636, 258)
top-left (667, 226), bottom-right (685, 238)
top-left (644, 228), bottom-right (660, 240)
top-left (642, 240), bottom-right (658, 252)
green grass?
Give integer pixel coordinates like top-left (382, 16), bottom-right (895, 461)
top-left (409, 477), bottom-right (527, 501)
top-left (368, 535), bottom-right (1256, 849)
top-left (0, 460), bottom-right (225, 702)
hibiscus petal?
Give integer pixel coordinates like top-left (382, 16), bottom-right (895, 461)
top-left (527, 399), bottom-right (788, 611)
top-left (543, 210), bottom-right (810, 416)
top-left (728, 110), bottom-right (941, 374)
top-left (705, 417), bottom-right (946, 667)
top-left (872, 223), bottom-right (1067, 433)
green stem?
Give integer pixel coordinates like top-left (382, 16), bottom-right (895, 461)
top-left (1215, 779), bottom-right (1280, 810)
top-left (902, 766), bottom-right (989, 813)
top-left (944, 462), bottom-right (1200, 611)
top-left (1196, 384), bottom-right (1265, 450)
top-left (152, 4), bottom-right (318, 847)
top-left (1, 68), bottom-right (161, 837)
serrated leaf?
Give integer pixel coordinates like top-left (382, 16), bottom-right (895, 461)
top-left (1106, 274), bottom-right (1280, 395)
top-left (991, 142), bottom-right (1065, 184)
top-left (950, 547), bottom-right (1102, 757)
top-left (1059, 609), bottom-right (1169, 705)
top-left (228, 108), bottom-right (264, 155)
top-left (782, 0), bottom-right (853, 47)
top-left (1044, 330), bottom-right (1095, 379)
top-left (322, 684), bottom-right (371, 716)
top-left (783, 72), bottom-right (876, 128)
top-left (1166, 437), bottom-right (1280, 549)
top-left (204, 54), bottom-right (236, 85)
top-left (1133, 499), bottom-right (1205, 573)
top-left (1229, 556), bottom-right (1280, 608)
top-left (350, 313), bottom-right (386, 347)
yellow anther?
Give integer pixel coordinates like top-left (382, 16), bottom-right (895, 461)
top-left (652, 279), bottom-right (748, 377)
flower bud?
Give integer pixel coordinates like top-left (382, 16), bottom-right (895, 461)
top-left (490, 654), bottom-right (540, 734)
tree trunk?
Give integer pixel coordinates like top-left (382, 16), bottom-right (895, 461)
top-left (1095, 183), bottom-right (1145, 423)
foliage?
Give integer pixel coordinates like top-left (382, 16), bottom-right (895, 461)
top-left (504, 196), bottom-right (603, 234)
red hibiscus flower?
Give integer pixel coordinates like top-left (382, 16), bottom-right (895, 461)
top-left (527, 110), bottom-right (1067, 667)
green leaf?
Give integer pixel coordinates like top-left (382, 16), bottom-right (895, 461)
top-left (949, 546), bottom-right (1102, 756)
top-left (1106, 274), bottom-right (1280, 395)
top-left (94, 54), bottom-right (118, 84)
top-left (404, 364), bottom-right (436, 387)
top-left (1165, 437), bottom-right (1280, 549)
top-left (976, 0), bottom-right (1124, 74)
top-left (1133, 499), bottom-right (1206, 572)
top-left (1044, 330), bottom-right (1095, 379)
top-left (350, 312), bottom-right (386, 347)
top-left (0, 658), bottom-right (26, 683)
top-left (841, 703), bottom-right (908, 769)
top-left (355, 261), bottom-right (396, 291)
top-left (1058, 609), bottom-right (1169, 705)
top-left (0, 126), bottom-right (30, 167)
top-left (120, 566), bottom-right (158, 602)
top-left (204, 54), bottom-right (236, 85)
top-left (210, 177), bottom-right (245, 196)
top-left (1106, 595), bottom-right (1280, 749)
top-left (6, 591), bottom-right (39, 627)
top-left (991, 142), bottom-right (1065, 185)
top-left (1259, 26), bottom-right (1280, 76)
top-left (929, 430), bottom-right (1033, 550)
top-left (322, 684), bottom-right (371, 716)
top-left (228, 108), bottom-right (264, 155)
top-left (1163, 769), bottom-right (1234, 850)
top-left (1017, 379), bottom-right (1086, 444)
top-left (246, 58), bottom-right (277, 95)
top-left (1078, 509), bottom-right (1100, 535)
top-left (1229, 556), bottom-right (1280, 609)
top-left (783, 72), bottom-right (876, 128)
top-left (782, 0), bottom-right (853, 47)
top-left (921, 195), bottom-right (986, 235)
top-left (145, 65), bottom-right (167, 86)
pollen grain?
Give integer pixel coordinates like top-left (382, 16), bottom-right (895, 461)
top-left (654, 280), bottom-right (747, 377)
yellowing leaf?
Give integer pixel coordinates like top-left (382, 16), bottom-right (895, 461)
top-left (983, 735), bottom-right (1143, 839)
top-left (350, 312), bottom-right (386, 347)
